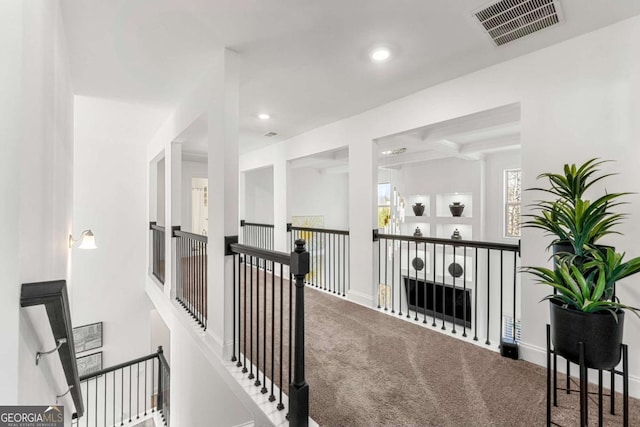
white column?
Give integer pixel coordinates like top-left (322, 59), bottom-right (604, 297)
top-left (207, 49), bottom-right (240, 357)
top-left (273, 147), bottom-right (290, 252)
top-left (165, 143), bottom-right (182, 298)
top-left (347, 139), bottom-right (378, 306)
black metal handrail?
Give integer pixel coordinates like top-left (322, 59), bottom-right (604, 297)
top-left (173, 229), bottom-right (208, 243)
top-left (227, 239), bottom-right (309, 425)
top-left (76, 347), bottom-right (168, 427)
top-left (289, 226), bottom-right (350, 296)
top-left (150, 222), bottom-right (166, 284)
top-left (376, 233), bottom-right (521, 354)
top-left (230, 243), bottom-right (290, 265)
top-left (20, 280), bottom-right (84, 419)
top-left (377, 233), bottom-right (520, 253)
top-left (290, 225), bottom-right (349, 236)
top-left (174, 226), bottom-right (208, 329)
top-left (242, 221), bottom-right (275, 228)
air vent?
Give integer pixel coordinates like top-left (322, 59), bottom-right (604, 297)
top-left (474, 0), bottom-right (563, 46)
top-left (264, 131), bottom-right (278, 137)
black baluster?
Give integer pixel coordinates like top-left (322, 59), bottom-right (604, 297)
top-left (129, 364), bottom-right (132, 422)
top-left (255, 255), bottom-right (261, 387)
top-left (391, 238), bottom-right (395, 314)
top-left (136, 362), bottom-right (140, 419)
top-left (452, 244), bottom-right (457, 334)
top-left (342, 234), bottom-right (346, 296)
top-left (270, 260), bottom-right (276, 403)
top-left (512, 250), bottom-right (517, 343)
top-left (243, 255), bottom-right (248, 373)
top-left (423, 241), bottom-right (428, 324)
top-left (499, 250), bottom-right (504, 344)
top-left (414, 241), bottom-right (419, 321)
top-left (378, 237), bottom-right (381, 309)
top-left (144, 360), bottom-right (148, 416)
top-left (249, 255), bottom-right (254, 380)
top-left (486, 248), bottom-right (491, 346)
top-left (474, 248), bottom-right (478, 341)
top-left (384, 239), bottom-right (388, 311)
top-left (463, 246), bottom-right (467, 337)
top-left (432, 243), bottom-right (437, 327)
top-left (441, 243), bottom-right (446, 330)
top-left (121, 368), bottom-right (124, 426)
top-left (261, 259), bottom-right (267, 393)
top-left (232, 253), bottom-right (237, 361)
top-left (399, 240), bottom-right (403, 317)
top-left (288, 270), bottom-right (293, 411)
top-left (151, 358), bottom-right (155, 413)
top-left (277, 263), bottom-right (284, 411)
top-left (237, 253), bottom-right (242, 367)
top-left (204, 239), bottom-right (208, 328)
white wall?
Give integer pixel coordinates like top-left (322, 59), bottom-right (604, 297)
top-left (181, 159), bottom-right (208, 233)
top-left (150, 310), bottom-right (171, 365)
top-left (290, 168), bottom-right (349, 229)
top-left (243, 166), bottom-right (274, 224)
top-left (0, 0), bottom-right (75, 418)
top-left (240, 16), bottom-right (640, 394)
top-left (72, 97), bottom-right (154, 367)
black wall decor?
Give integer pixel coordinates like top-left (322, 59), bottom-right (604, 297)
top-left (403, 277), bottom-right (472, 328)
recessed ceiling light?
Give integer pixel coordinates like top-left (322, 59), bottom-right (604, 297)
top-left (258, 113), bottom-right (271, 120)
top-left (370, 47), bottom-right (391, 62)
top-left (381, 148), bottom-right (406, 155)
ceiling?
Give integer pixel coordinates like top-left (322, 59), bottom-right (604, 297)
top-left (60, 1), bottom-right (640, 154)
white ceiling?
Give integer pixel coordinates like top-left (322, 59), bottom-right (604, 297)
top-left (60, 1), bottom-right (640, 154)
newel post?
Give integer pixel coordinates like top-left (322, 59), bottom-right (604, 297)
top-left (289, 239), bottom-right (310, 427)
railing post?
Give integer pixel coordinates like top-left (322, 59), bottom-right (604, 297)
top-left (289, 239), bottom-right (310, 427)
top-left (157, 346), bottom-right (164, 412)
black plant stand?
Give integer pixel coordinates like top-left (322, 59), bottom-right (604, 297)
top-left (546, 324), bottom-right (629, 426)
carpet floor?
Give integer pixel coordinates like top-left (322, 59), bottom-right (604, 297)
top-left (237, 269), bottom-right (639, 426)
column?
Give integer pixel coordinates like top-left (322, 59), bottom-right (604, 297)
top-left (207, 49), bottom-right (240, 357)
top-left (347, 138), bottom-right (378, 307)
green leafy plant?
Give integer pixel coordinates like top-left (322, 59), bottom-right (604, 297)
top-left (525, 248), bottom-right (640, 318)
top-left (524, 158), bottom-right (629, 258)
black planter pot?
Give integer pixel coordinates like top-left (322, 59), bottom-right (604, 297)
top-left (549, 299), bottom-right (624, 370)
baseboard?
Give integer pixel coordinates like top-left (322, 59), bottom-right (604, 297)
top-left (519, 341), bottom-right (640, 398)
top-left (347, 289), bottom-right (374, 308)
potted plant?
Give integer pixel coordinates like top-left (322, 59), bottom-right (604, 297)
top-left (524, 158), bottom-right (628, 260)
top-left (524, 158), bottom-right (640, 369)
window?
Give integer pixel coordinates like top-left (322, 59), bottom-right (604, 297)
top-left (504, 169), bottom-right (521, 238)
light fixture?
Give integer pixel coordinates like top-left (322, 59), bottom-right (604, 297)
top-left (69, 230), bottom-right (97, 249)
top-left (258, 113), bottom-right (271, 120)
top-left (370, 47), bottom-right (391, 62)
top-left (381, 148), bottom-right (406, 155)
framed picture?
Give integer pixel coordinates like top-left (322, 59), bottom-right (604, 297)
top-left (77, 352), bottom-right (102, 377)
top-left (73, 322), bottom-right (103, 353)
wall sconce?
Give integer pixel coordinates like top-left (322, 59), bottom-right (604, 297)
top-left (69, 230), bottom-right (97, 249)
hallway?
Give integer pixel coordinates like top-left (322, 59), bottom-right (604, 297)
top-left (238, 274), bottom-right (639, 426)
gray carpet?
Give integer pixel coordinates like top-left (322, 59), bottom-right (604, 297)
top-left (238, 269), bottom-right (639, 426)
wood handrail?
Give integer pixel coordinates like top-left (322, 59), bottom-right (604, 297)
top-left (173, 229), bottom-right (208, 243)
top-left (21, 280), bottom-right (84, 419)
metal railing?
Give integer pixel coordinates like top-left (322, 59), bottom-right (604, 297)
top-left (150, 222), bottom-right (166, 284)
top-left (227, 239), bottom-right (310, 426)
top-left (73, 347), bottom-right (169, 427)
top-left (289, 226), bottom-right (349, 296)
top-left (375, 233), bottom-right (520, 349)
top-left (173, 228), bottom-right (208, 329)
top-left (240, 220), bottom-right (274, 250)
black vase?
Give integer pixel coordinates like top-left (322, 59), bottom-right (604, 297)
top-left (449, 202), bottom-right (465, 217)
top-left (549, 299), bottom-right (624, 370)
top-left (412, 203), bottom-right (425, 216)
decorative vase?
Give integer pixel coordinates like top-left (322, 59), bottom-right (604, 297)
top-left (448, 262), bottom-right (463, 278)
top-left (449, 202), bottom-right (465, 217)
top-left (412, 203), bottom-right (425, 216)
top-left (413, 227), bottom-right (422, 237)
top-left (451, 229), bottom-right (462, 240)
top-left (549, 299), bottom-right (624, 369)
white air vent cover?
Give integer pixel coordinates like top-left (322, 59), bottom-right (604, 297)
top-left (474, 0), bottom-right (564, 46)
top-left (264, 131), bottom-right (278, 137)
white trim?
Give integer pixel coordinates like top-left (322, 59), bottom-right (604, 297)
top-left (347, 289), bottom-right (374, 307)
